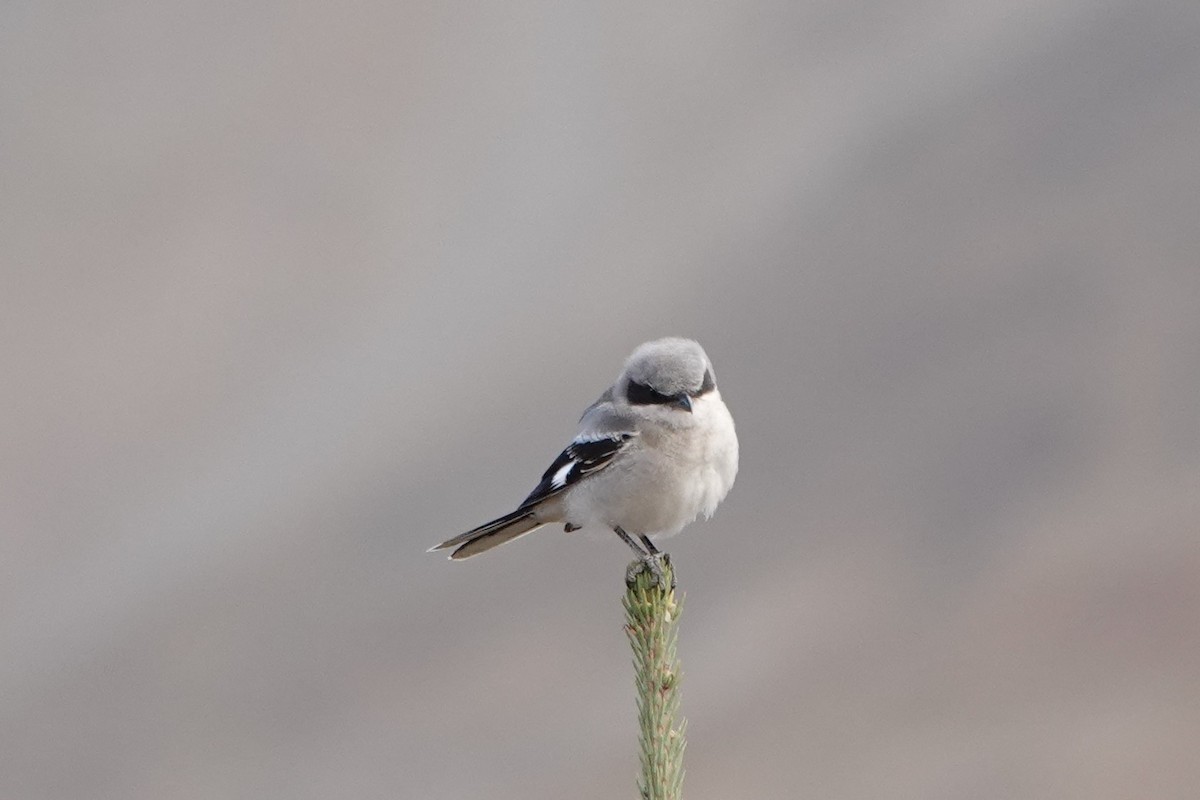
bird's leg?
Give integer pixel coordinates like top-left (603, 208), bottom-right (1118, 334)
top-left (637, 533), bottom-right (660, 555)
top-left (614, 525), bottom-right (648, 556)
top-left (616, 526), bottom-right (672, 589)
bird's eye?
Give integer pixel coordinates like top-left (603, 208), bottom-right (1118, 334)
top-left (626, 380), bottom-right (675, 406)
top-left (695, 369), bottom-right (715, 396)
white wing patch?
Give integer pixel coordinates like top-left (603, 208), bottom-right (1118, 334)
top-left (550, 461), bottom-right (574, 489)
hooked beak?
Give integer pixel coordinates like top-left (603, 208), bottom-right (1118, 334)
top-left (674, 393), bottom-right (693, 412)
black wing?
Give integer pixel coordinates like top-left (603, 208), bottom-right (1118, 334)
top-left (518, 432), bottom-right (636, 509)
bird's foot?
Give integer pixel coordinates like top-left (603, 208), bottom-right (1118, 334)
top-left (625, 552), bottom-right (675, 590)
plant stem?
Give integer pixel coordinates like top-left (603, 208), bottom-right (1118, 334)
top-left (623, 556), bottom-right (686, 800)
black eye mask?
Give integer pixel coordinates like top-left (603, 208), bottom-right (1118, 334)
top-left (627, 369), bottom-right (715, 408)
top-left (626, 380), bottom-right (677, 407)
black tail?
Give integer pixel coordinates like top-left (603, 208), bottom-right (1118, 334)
top-left (429, 508), bottom-right (545, 559)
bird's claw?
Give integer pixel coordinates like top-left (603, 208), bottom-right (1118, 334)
top-left (625, 552), bottom-right (674, 590)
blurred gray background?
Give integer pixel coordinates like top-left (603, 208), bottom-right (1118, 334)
top-left (3, 1), bottom-right (1199, 798)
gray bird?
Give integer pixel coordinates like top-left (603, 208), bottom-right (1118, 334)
top-left (429, 338), bottom-right (738, 566)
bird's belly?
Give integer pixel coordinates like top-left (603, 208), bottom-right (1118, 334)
top-left (565, 454), bottom-right (711, 536)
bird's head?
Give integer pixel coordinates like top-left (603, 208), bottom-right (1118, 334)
top-left (618, 337), bottom-right (717, 414)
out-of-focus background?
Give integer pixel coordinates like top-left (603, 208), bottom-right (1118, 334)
top-left (3, 1), bottom-right (1198, 798)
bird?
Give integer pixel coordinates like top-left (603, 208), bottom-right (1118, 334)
top-left (429, 337), bottom-right (738, 572)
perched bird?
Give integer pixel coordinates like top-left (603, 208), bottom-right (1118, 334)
top-left (429, 338), bottom-right (738, 568)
